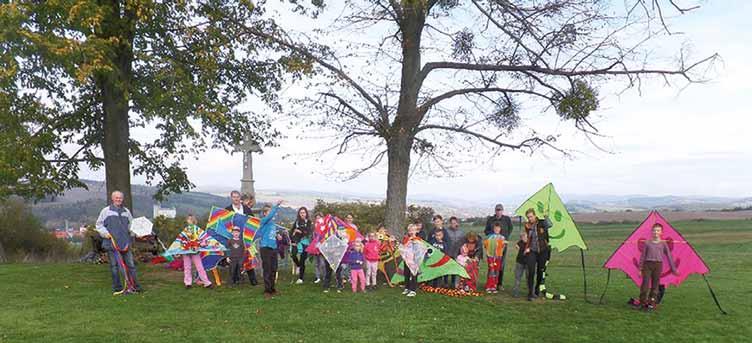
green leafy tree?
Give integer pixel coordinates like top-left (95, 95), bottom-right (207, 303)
top-left (0, 1), bottom-right (319, 209)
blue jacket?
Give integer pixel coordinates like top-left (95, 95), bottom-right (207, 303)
top-left (95, 205), bottom-right (133, 251)
top-left (256, 205), bottom-right (280, 249)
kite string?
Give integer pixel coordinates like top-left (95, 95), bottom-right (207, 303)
top-left (597, 269), bottom-right (611, 305)
top-left (702, 274), bottom-right (728, 315)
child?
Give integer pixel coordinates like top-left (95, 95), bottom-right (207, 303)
top-left (322, 226), bottom-right (347, 293)
top-left (456, 245), bottom-right (470, 291)
top-left (512, 231), bottom-right (529, 298)
top-left (635, 223), bottom-right (677, 311)
top-left (256, 200), bottom-right (284, 298)
top-left (349, 240), bottom-right (367, 292)
top-left (364, 232), bottom-right (381, 290)
top-left (180, 215), bottom-right (214, 289)
top-left (459, 232), bottom-right (482, 292)
top-left (483, 222), bottom-right (506, 293)
top-left (430, 215), bottom-right (449, 242)
top-left (428, 229), bottom-right (448, 288)
top-left (226, 226), bottom-right (246, 285)
top-left (401, 223), bottom-right (421, 297)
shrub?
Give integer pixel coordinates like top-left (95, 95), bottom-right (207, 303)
top-left (0, 199), bottom-right (77, 262)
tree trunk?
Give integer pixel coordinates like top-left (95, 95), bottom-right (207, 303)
top-left (383, 6), bottom-right (425, 234)
top-left (97, 1), bottom-right (136, 211)
top-left (384, 133), bottom-right (414, 233)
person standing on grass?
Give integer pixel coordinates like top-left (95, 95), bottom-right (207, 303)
top-left (290, 207), bottom-right (312, 284)
top-left (459, 232), bottom-right (483, 292)
top-left (401, 224), bottom-right (422, 297)
top-left (306, 212), bottom-right (326, 284)
top-left (364, 232), bottom-right (381, 290)
top-left (95, 191), bottom-right (142, 295)
top-left (256, 200), bottom-right (284, 298)
top-left (523, 208), bottom-right (551, 301)
top-left (225, 190), bottom-right (258, 286)
top-left (348, 241), bottom-right (367, 293)
top-left (485, 204), bottom-right (513, 291)
top-left (635, 223), bottom-right (678, 311)
top-left (445, 217), bottom-right (465, 289)
top-left (511, 230), bottom-right (529, 298)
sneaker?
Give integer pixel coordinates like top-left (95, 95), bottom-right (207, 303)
top-left (492, 290), bottom-right (499, 294)
top-left (336, 289), bottom-right (342, 293)
top-left (527, 296), bottom-right (534, 301)
top-left (407, 291), bottom-right (416, 297)
top-left (314, 278), bottom-right (321, 284)
top-left (323, 289), bottom-right (329, 293)
top-left (486, 289), bottom-right (493, 294)
top-left (204, 284), bottom-right (214, 289)
top-left (185, 285), bottom-right (192, 289)
top-left (295, 279), bottom-right (304, 285)
top-left (264, 292), bottom-right (272, 299)
top-left (402, 289), bottom-right (410, 295)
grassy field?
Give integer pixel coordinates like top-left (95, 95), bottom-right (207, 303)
top-left (1, 220), bottom-right (750, 342)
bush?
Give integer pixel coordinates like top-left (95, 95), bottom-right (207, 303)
top-left (0, 199), bottom-right (77, 262)
top-left (312, 199), bottom-right (434, 233)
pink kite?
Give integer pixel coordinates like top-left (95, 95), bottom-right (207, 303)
top-left (600, 211), bottom-right (726, 313)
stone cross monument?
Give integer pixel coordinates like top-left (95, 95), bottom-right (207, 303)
top-left (233, 134), bottom-right (262, 196)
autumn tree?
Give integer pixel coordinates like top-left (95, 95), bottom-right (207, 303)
top-left (237, 0), bottom-right (718, 232)
top-left (0, 0), bottom-right (319, 209)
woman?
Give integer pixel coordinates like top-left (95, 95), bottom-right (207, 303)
top-left (523, 208), bottom-right (551, 301)
top-left (290, 207), bottom-right (312, 284)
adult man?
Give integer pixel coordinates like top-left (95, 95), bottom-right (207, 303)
top-left (95, 191), bottom-right (142, 295)
top-left (484, 204), bottom-right (513, 290)
top-left (225, 190), bottom-right (254, 215)
top-left (225, 190), bottom-right (258, 285)
top-left (445, 216), bottom-right (465, 288)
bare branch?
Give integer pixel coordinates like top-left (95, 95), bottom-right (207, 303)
top-left (419, 87), bottom-right (551, 113)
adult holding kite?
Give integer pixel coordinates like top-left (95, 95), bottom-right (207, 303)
top-left (225, 190), bottom-right (258, 286)
top-left (522, 208), bottom-right (551, 301)
top-left (95, 191), bottom-right (142, 295)
top-left (484, 204), bottom-right (513, 290)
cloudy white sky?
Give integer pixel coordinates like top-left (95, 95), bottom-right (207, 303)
top-left (78, 1), bottom-right (752, 201)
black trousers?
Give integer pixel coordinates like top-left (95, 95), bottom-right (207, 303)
top-left (229, 257), bottom-right (243, 284)
top-left (322, 259), bottom-right (343, 289)
top-left (525, 250), bottom-right (549, 296)
top-left (259, 247), bottom-right (278, 293)
top-left (291, 244), bottom-right (308, 280)
top-left (406, 270), bottom-right (419, 291)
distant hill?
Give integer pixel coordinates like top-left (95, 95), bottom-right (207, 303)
top-left (32, 180), bottom-right (297, 229)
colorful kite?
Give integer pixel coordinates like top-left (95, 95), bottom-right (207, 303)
top-left (399, 238), bottom-right (428, 275)
top-left (514, 183), bottom-right (587, 252)
top-left (391, 240), bottom-right (469, 284)
top-left (319, 234), bottom-right (349, 270)
top-left (163, 224), bottom-right (227, 256)
top-left (206, 207), bottom-right (235, 239)
top-left (600, 211), bottom-right (726, 313)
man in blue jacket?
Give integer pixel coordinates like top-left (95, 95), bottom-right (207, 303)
top-left (256, 199), bottom-right (284, 298)
top-left (95, 191), bottom-right (142, 295)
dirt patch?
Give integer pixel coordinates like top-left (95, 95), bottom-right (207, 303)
top-left (572, 210), bottom-right (752, 224)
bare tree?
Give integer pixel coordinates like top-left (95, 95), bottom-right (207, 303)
top-left (236, 0), bottom-right (718, 232)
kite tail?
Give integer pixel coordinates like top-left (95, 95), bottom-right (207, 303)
top-left (539, 260), bottom-right (566, 300)
top-left (702, 274), bottom-right (728, 315)
top-left (597, 269), bottom-right (611, 305)
top-left (110, 237), bottom-right (136, 293)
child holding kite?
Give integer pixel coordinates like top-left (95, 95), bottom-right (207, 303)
top-left (459, 232), bottom-right (482, 292)
top-left (401, 224), bottom-right (422, 297)
top-left (226, 226), bottom-right (246, 285)
top-left (636, 223), bottom-right (677, 311)
top-left (364, 232), bottom-right (381, 290)
top-left (171, 215), bottom-right (218, 289)
top-left (428, 229), bottom-right (448, 288)
top-left (483, 222), bottom-right (506, 293)
top-left (348, 241), bottom-right (367, 292)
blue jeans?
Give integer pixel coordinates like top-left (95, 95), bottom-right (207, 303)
top-left (107, 249), bottom-right (140, 291)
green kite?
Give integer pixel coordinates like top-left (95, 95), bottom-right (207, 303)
top-left (514, 183), bottom-right (587, 252)
top-left (391, 240), bottom-right (469, 284)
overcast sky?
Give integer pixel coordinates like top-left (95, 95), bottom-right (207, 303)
top-left (77, 1), bottom-right (752, 201)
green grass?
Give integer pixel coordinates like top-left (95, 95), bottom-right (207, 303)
top-left (1, 219), bottom-right (751, 342)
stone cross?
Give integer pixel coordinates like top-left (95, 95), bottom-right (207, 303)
top-left (233, 134), bottom-right (262, 196)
